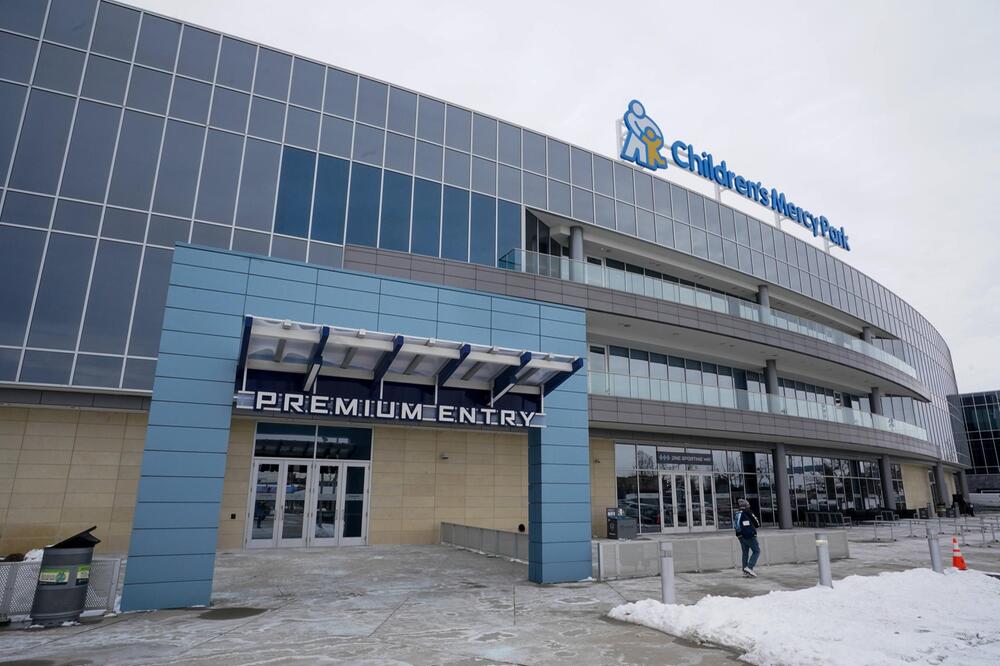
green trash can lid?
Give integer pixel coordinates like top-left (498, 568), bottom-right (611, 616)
top-left (50, 526), bottom-right (101, 549)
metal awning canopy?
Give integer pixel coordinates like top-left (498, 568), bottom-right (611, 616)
top-left (237, 316), bottom-right (583, 402)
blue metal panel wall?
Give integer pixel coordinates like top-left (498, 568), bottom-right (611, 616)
top-left (121, 244), bottom-right (589, 610)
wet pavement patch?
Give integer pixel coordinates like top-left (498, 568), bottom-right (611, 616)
top-left (198, 607), bottom-right (267, 620)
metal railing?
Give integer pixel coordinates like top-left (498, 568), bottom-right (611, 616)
top-left (589, 371), bottom-right (928, 441)
top-left (500, 249), bottom-right (917, 379)
top-left (0, 556), bottom-right (121, 620)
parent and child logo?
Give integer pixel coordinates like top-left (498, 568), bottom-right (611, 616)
top-left (619, 99), bottom-right (850, 251)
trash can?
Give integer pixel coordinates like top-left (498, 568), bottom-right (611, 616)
top-left (29, 526), bottom-right (100, 627)
top-left (606, 507), bottom-right (637, 540)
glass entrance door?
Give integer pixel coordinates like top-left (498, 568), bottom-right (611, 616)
top-left (659, 472), bottom-right (718, 533)
top-left (246, 460), bottom-right (369, 548)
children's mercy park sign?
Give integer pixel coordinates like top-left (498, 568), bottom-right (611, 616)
top-left (235, 390), bottom-right (543, 428)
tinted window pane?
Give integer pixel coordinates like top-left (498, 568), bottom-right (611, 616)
top-left (27, 233), bottom-right (95, 349)
top-left (307, 241), bottom-right (343, 269)
top-left (547, 140), bottom-right (569, 182)
top-left (352, 123), bottom-right (383, 165)
top-left (385, 132), bottom-right (414, 173)
top-left (127, 66), bottom-right (171, 114)
top-left (236, 138), bottom-right (280, 231)
top-left (498, 164), bottom-right (520, 202)
top-left (571, 187), bottom-right (594, 223)
top-left (0, 81), bottom-right (27, 184)
top-left (635, 172), bottom-right (653, 210)
top-left (0, 32), bottom-right (36, 83)
top-left (81, 55), bottom-right (129, 104)
top-left (169, 76), bottom-right (211, 123)
top-left (356, 78), bottom-right (387, 127)
top-left (472, 114), bottom-right (496, 159)
top-left (0, 225), bottom-right (45, 345)
top-left (153, 120), bottom-right (205, 217)
top-left (73, 354), bottom-right (122, 388)
top-left (290, 57), bottom-right (324, 109)
top-left (548, 179), bottom-right (570, 215)
top-left (443, 149), bottom-right (469, 188)
top-left (91, 1), bottom-right (139, 60)
top-left (217, 37), bottom-right (255, 91)
top-left (310, 154), bottom-right (348, 243)
top-left (128, 246), bottom-right (171, 356)
top-left (271, 235), bottom-right (306, 262)
top-left (595, 194), bottom-right (614, 229)
top-left (53, 199), bottom-right (101, 234)
top-left (274, 146), bottom-right (315, 238)
top-left (135, 14), bottom-right (180, 70)
top-left (108, 110), bottom-right (163, 209)
top-left (411, 178), bottom-right (441, 257)
top-left (387, 87), bottom-right (417, 135)
top-left (689, 192), bottom-right (705, 229)
top-left (324, 67), bottom-right (356, 118)
top-left (497, 199), bottom-right (520, 262)
top-left (254, 48), bottom-right (291, 100)
top-left (195, 129), bottom-right (243, 223)
top-left (285, 105), bottom-right (320, 149)
top-left (191, 222), bottom-right (230, 248)
top-left (671, 184), bottom-right (689, 222)
top-left (445, 105), bottom-right (471, 152)
top-left (232, 228), bottom-right (269, 255)
top-left (20, 351), bottom-right (73, 385)
top-left (417, 96), bottom-right (444, 143)
top-left (176, 26), bottom-right (219, 81)
top-left (60, 98), bottom-right (118, 201)
top-left (123, 357), bottom-right (155, 390)
top-left (146, 215), bottom-right (189, 247)
top-left (616, 201), bottom-right (636, 235)
top-left (1, 0), bottom-right (46, 35)
top-left (523, 131), bottom-right (545, 174)
top-left (45, 0), bottom-right (97, 48)
top-left (10, 90), bottom-right (75, 194)
top-left (441, 186), bottom-right (469, 262)
top-left (414, 140), bottom-right (442, 180)
top-left (33, 43), bottom-right (85, 94)
top-left (346, 162), bottom-right (380, 246)
top-left (378, 170), bottom-right (411, 252)
top-left (523, 171), bottom-right (545, 208)
top-left (614, 164), bottom-right (634, 203)
top-left (471, 156), bottom-right (495, 195)
top-left (319, 114), bottom-right (352, 158)
top-left (0, 191), bottom-right (52, 227)
top-left (248, 96), bottom-right (285, 141)
top-left (79, 240), bottom-right (141, 354)
top-left (570, 147), bottom-right (592, 189)
top-left (470, 193), bottom-right (495, 267)
top-left (210, 87), bottom-right (249, 132)
top-left (102, 207), bottom-right (147, 242)
top-left (498, 122), bottom-right (520, 166)
top-left (0, 348), bottom-right (17, 381)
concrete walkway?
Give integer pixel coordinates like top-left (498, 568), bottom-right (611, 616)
top-left (3, 529), bottom-right (998, 665)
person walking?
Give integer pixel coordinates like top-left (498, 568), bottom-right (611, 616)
top-left (734, 498), bottom-right (761, 577)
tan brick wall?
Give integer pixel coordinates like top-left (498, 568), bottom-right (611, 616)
top-left (0, 406), bottom-right (146, 556)
top-left (589, 437), bottom-right (615, 538)
top-left (217, 419), bottom-right (254, 550)
top-left (368, 425), bottom-right (528, 545)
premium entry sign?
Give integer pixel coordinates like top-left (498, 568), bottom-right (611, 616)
top-left (656, 451), bottom-right (713, 466)
top-left (235, 390), bottom-right (544, 428)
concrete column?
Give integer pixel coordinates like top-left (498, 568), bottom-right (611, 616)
top-left (568, 226), bottom-right (584, 283)
top-left (764, 359), bottom-right (779, 395)
top-left (861, 326), bottom-right (873, 343)
top-left (958, 470), bottom-right (971, 501)
top-left (773, 443), bottom-right (793, 529)
top-left (756, 284), bottom-right (770, 309)
top-left (934, 462), bottom-right (949, 508)
top-left (870, 386), bottom-right (883, 416)
top-left (879, 456), bottom-right (896, 511)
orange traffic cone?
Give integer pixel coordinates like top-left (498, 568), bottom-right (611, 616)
top-left (951, 536), bottom-right (968, 570)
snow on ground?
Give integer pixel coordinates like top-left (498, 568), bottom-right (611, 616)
top-left (609, 568), bottom-right (1000, 666)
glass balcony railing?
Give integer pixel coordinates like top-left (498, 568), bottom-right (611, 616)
top-left (588, 371), bottom-right (928, 441)
top-left (499, 249), bottom-right (918, 379)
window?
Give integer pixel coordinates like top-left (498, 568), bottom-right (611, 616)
top-left (248, 96), bottom-right (286, 141)
top-left (523, 131), bottom-right (546, 174)
top-left (0, 226), bottom-right (45, 346)
top-left (356, 78), bottom-right (388, 127)
top-left (411, 178), bottom-right (441, 257)
top-left (387, 87), bottom-right (417, 136)
top-left (346, 162), bottom-right (381, 247)
top-left (169, 77), bottom-right (211, 123)
top-left (128, 246), bottom-right (172, 357)
top-left (445, 105), bottom-right (471, 151)
top-left (290, 58), bottom-right (324, 109)
top-left (547, 139), bottom-right (569, 182)
top-left (153, 122), bottom-right (204, 220)
top-left (91, 1), bottom-right (139, 60)
top-left (570, 147), bottom-right (593, 189)
top-left (209, 87), bottom-right (250, 132)
top-left (177, 26), bottom-right (219, 81)
top-left (274, 147), bottom-right (316, 238)
top-left (195, 129), bottom-right (243, 224)
top-left (497, 200), bottom-right (521, 264)
top-left (254, 48), bottom-right (291, 100)
top-left (10, 90), bottom-right (75, 194)
top-left (444, 149), bottom-right (471, 188)
top-left (0, 32), bottom-right (37, 84)
top-left (236, 138), bottom-right (281, 231)
top-left (33, 44), bottom-right (85, 94)
top-left (441, 186), bottom-right (470, 262)
top-left (285, 106), bottom-right (320, 149)
top-left (0, 82), bottom-right (26, 184)
top-left (53, 200), bottom-right (101, 235)
top-left (127, 66), bottom-right (171, 114)
top-left (135, 14), bottom-right (180, 70)
top-left (472, 114), bottom-right (497, 159)
top-left (378, 171), bottom-right (412, 252)
top-left (27, 233), bottom-right (95, 350)
top-left (108, 110), bottom-right (164, 209)
top-left (498, 122), bottom-right (520, 166)
top-left (217, 37), bottom-right (256, 91)
top-left (79, 241), bottom-right (142, 355)
top-left (352, 123), bottom-right (384, 166)
top-left (324, 68), bottom-right (357, 118)
top-left (613, 164), bottom-right (634, 203)
top-left (319, 114), bottom-right (353, 158)
top-left (417, 96), bottom-right (445, 143)
top-left (44, 0), bottom-right (97, 48)
top-left (310, 154), bottom-right (349, 244)
top-left (60, 100), bottom-right (120, 202)
top-left (470, 193), bottom-right (496, 267)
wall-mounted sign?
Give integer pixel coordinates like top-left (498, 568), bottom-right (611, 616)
top-left (620, 99), bottom-right (850, 251)
top-left (235, 390), bottom-right (544, 428)
top-left (656, 451), bottom-right (713, 466)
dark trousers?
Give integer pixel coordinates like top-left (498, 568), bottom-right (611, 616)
top-left (739, 536), bottom-right (760, 569)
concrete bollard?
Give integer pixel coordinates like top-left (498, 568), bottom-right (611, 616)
top-left (815, 532), bottom-right (833, 588)
top-left (660, 541), bottom-right (675, 605)
top-left (927, 526), bottom-right (943, 573)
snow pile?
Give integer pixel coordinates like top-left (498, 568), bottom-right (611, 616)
top-left (609, 569), bottom-right (1000, 666)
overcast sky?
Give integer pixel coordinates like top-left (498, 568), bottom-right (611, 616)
top-left (131, 0), bottom-right (1000, 392)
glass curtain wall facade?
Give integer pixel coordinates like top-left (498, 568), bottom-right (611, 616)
top-left (951, 390), bottom-right (1000, 491)
top-left (0, 0), bottom-right (958, 465)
